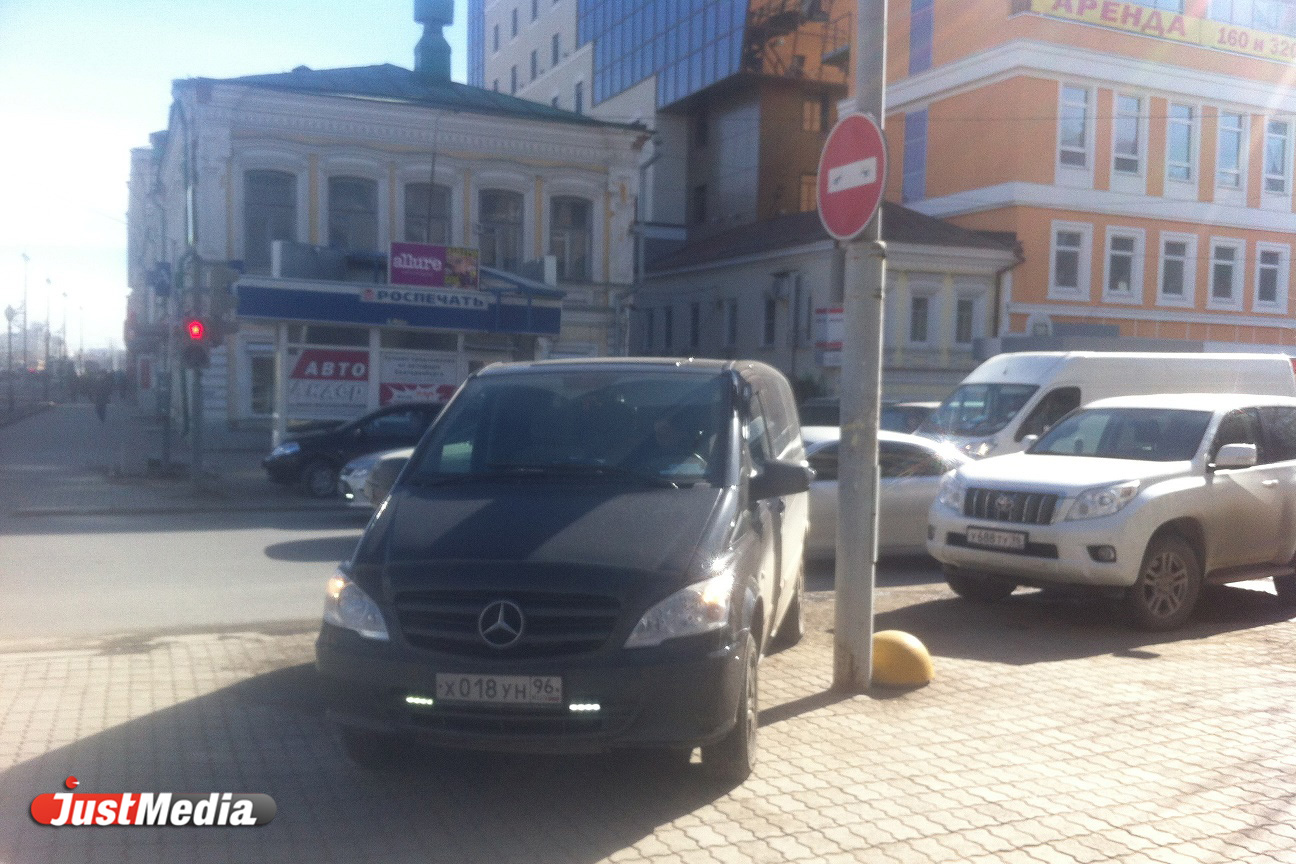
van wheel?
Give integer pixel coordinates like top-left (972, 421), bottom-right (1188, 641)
top-left (1273, 573), bottom-right (1296, 605)
top-left (944, 567), bottom-right (1016, 602)
top-left (338, 725), bottom-right (408, 769)
top-left (702, 632), bottom-right (758, 783)
top-left (770, 565), bottom-right (805, 651)
top-left (1126, 534), bottom-right (1201, 631)
top-left (301, 460), bottom-right (339, 498)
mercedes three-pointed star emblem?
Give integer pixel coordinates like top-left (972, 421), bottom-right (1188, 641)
top-left (478, 600), bottom-right (525, 649)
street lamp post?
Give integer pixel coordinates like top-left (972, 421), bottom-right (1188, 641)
top-left (4, 305), bottom-right (14, 414)
top-left (43, 278), bottom-right (51, 401)
top-left (21, 253), bottom-right (29, 372)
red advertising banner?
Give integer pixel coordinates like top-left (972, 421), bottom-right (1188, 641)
top-left (389, 242), bottom-right (480, 289)
top-left (287, 348), bottom-right (370, 419)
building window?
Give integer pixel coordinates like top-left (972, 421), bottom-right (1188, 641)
top-left (510, 65), bottom-right (518, 94)
top-left (691, 184), bottom-right (707, 224)
top-left (493, 79), bottom-right (499, 91)
top-left (1217, 111), bottom-right (1245, 188)
top-left (902, 109), bottom-right (928, 203)
top-left (531, 0), bottom-right (538, 20)
top-left (1059, 85), bottom-right (1089, 168)
top-left (955, 297), bottom-right (975, 344)
top-left (530, 49), bottom-right (538, 81)
top-left (763, 296), bottom-right (777, 347)
top-left (1265, 119), bottom-right (1291, 194)
top-left (802, 99), bottom-right (823, 133)
top-left (511, 7), bottom-right (518, 36)
top-left (644, 308), bottom-right (655, 351)
top-left (549, 197), bottom-right (591, 281)
top-left (1158, 235), bottom-right (1196, 305)
top-left (799, 174), bottom-right (817, 212)
top-left (551, 96), bottom-right (559, 108)
top-left (574, 81), bottom-right (583, 113)
top-left (689, 302), bottom-right (701, 349)
top-left (1104, 230), bottom-right (1143, 300)
top-left (552, 32), bottom-right (560, 66)
top-left (1209, 240), bottom-right (1243, 308)
top-left (724, 299), bottom-right (738, 348)
top-left (909, 0), bottom-right (934, 74)
top-left (909, 295), bottom-right (931, 344)
top-left (1256, 245), bottom-right (1288, 308)
top-left (493, 23), bottom-right (500, 52)
top-left (243, 169), bottom-right (297, 273)
top-left (404, 182), bottom-right (450, 244)
top-left (478, 189), bottom-right (524, 272)
top-left (1113, 94), bottom-right (1142, 174)
top-left (1050, 224), bottom-right (1090, 296)
top-left (327, 176), bottom-right (378, 252)
top-left (663, 306), bottom-right (674, 348)
top-left (1166, 103), bottom-right (1195, 182)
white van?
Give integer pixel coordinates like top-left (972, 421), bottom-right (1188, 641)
top-left (915, 352), bottom-right (1296, 458)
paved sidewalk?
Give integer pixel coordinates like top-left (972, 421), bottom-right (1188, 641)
top-left (1, 581), bottom-right (1294, 863)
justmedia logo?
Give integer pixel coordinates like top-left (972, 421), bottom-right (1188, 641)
top-left (30, 777), bottom-right (276, 827)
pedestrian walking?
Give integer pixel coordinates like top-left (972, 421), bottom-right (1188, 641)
top-left (93, 374), bottom-right (110, 423)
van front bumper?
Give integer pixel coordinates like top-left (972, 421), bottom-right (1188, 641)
top-left (926, 503), bottom-right (1143, 589)
top-left (316, 624), bottom-right (747, 753)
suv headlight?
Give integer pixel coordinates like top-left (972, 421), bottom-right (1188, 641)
top-left (937, 473), bottom-right (966, 512)
top-left (959, 439), bottom-right (995, 458)
top-left (270, 441), bottom-right (301, 458)
top-left (1066, 480), bottom-right (1141, 521)
top-left (625, 565), bottom-right (735, 649)
top-left (323, 569), bottom-right (389, 640)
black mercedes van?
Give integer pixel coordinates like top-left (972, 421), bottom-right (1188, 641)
top-left (316, 358), bottom-right (811, 781)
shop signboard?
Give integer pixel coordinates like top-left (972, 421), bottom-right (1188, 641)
top-left (379, 350), bottom-right (461, 405)
top-left (389, 241), bottom-right (480, 289)
top-left (287, 348), bottom-right (370, 419)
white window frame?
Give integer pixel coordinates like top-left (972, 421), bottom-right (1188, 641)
top-left (1215, 110), bottom-right (1248, 203)
top-left (1156, 232), bottom-right (1198, 308)
top-left (907, 291), bottom-right (936, 347)
top-left (1048, 221), bottom-right (1093, 300)
top-left (1263, 118), bottom-right (1293, 206)
top-left (1207, 237), bottom-right (1245, 311)
top-left (1111, 93), bottom-right (1147, 189)
top-left (952, 292), bottom-right (985, 346)
top-left (1057, 84), bottom-right (1094, 188)
top-left (1254, 242), bottom-right (1290, 314)
top-left (1165, 102), bottom-right (1197, 195)
top-left (1101, 227), bottom-right (1146, 304)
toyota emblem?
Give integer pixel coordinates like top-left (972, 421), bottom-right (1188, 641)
top-left (478, 600), bottom-right (525, 649)
top-left (994, 494), bottom-right (1014, 519)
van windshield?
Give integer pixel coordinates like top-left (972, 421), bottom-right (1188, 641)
top-left (406, 368), bottom-right (732, 486)
top-left (918, 384), bottom-right (1038, 437)
top-left (1031, 408), bottom-right (1212, 461)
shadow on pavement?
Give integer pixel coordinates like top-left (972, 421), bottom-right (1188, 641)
top-left (874, 582), bottom-right (1296, 665)
top-left (0, 664), bottom-right (731, 864)
top-left (806, 554), bottom-right (942, 592)
top-left (263, 534), bottom-right (364, 563)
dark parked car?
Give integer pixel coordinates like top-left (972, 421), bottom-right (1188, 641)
top-left (798, 397), bottom-right (939, 433)
top-left (262, 402), bottom-right (443, 497)
top-left (316, 358), bottom-right (812, 781)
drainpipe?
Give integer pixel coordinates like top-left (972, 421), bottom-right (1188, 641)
top-left (991, 241), bottom-right (1025, 340)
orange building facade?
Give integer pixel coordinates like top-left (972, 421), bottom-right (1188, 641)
top-left (883, 0), bottom-right (1296, 350)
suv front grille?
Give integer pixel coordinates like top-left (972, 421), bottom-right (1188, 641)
top-left (393, 590), bottom-right (621, 658)
top-left (963, 487), bottom-right (1059, 525)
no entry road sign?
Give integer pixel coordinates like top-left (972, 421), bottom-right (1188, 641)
top-left (817, 113), bottom-right (887, 242)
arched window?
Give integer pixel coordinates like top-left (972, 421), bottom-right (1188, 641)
top-left (328, 176), bottom-right (378, 252)
top-left (550, 196), bottom-right (592, 281)
top-left (405, 182), bottom-right (451, 244)
top-left (478, 189), bottom-right (524, 271)
top-left (243, 170), bottom-right (297, 273)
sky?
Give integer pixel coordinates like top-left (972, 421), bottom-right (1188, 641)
top-left (0, 0), bottom-right (469, 356)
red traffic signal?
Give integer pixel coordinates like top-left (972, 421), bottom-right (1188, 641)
top-left (186, 319), bottom-right (206, 341)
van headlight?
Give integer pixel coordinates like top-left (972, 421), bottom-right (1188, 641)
top-left (1066, 480), bottom-right (1141, 521)
top-left (937, 473), bottom-right (966, 512)
top-left (324, 569), bottom-right (389, 640)
top-left (625, 565), bottom-right (735, 648)
top-left (270, 441), bottom-right (301, 458)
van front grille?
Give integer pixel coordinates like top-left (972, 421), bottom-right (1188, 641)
top-left (963, 487), bottom-right (1059, 525)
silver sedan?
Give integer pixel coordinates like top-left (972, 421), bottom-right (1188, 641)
top-left (803, 426), bottom-right (968, 559)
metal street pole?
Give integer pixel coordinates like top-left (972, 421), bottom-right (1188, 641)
top-left (21, 253), bottom-right (29, 371)
top-left (4, 306), bottom-right (14, 414)
top-left (43, 278), bottom-right (51, 401)
top-left (833, 0), bottom-right (888, 692)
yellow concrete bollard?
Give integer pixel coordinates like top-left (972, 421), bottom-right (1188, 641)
top-left (872, 630), bottom-right (934, 687)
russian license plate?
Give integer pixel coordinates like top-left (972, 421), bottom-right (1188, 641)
top-left (435, 674), bottom-right (563, 705)
top-left (966, 526), bottom-right (1028, 551)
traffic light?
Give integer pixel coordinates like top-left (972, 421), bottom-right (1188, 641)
top-left (186, 318), bottom-right (205, 341)
top-left (180, 317), bottom-right (210, 368)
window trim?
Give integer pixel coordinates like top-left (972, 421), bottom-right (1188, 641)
top-left (1165, 102), bottom-right (1197, 187)
top-left (1215, 110), bottom-right (1247, 193)
top-left (1048, 220), bottom-right (1093, 300)
top-left (1057, 83), bottom-right (1093, 179)
top-left (1111, 92), bottom-right (1146, 178)
top-left (902, 109), bottom-right (929, 204)
top-left (1156, 231), bottom-right (1198, 308)
top-left (1263, 118), bottom-right (1293, 198)
top-left (907, 291), bottom-right (935, 347)
top-left (1101, 226), bottom-right (1146, 305)
top-left (1207, 237), bottom-right (1245, 312)
top-left (1253, 242), bottom-right (1290, 314)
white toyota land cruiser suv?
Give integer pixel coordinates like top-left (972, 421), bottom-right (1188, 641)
top-left (927, 393), bottom-right (1296, 630)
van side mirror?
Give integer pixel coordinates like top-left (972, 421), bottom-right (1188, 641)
top-left (1021, 434), bottom-right (1039, 449)
top-left (750, 459), bottom-right (814, 500)
top-left (1209, 442), bottom-right (1257, 471)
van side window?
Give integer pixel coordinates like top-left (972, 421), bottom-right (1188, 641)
top-left (1210, 408), bottom-right (1264, 464)
top-left (1258, 406), bottom-right (1296, 463)
top-left (756, 375), bottom-right (796, 458)
top-left (744, 392), bottom-right (772, 470)
top-left (1016, 387), bottom-right (1081, 441)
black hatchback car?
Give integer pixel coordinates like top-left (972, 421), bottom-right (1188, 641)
top-left (262, 402), bottom-right (443, 497)
top-left (316, 358), bottom-right (812, 780)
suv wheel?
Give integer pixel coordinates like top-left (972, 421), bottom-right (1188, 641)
top-left (301, 460), bottom-right (339, 499)
top-left (702, 632), bottom-right (758, 783)
top-left (1273, 573), bottom-right (1296, 605)
top-left (1126, 534), bottom-right (1201, 631)
top-left (944, 567), bottom-right (1016, 602)
top-left (769, 564), bottom-right (805, 651)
